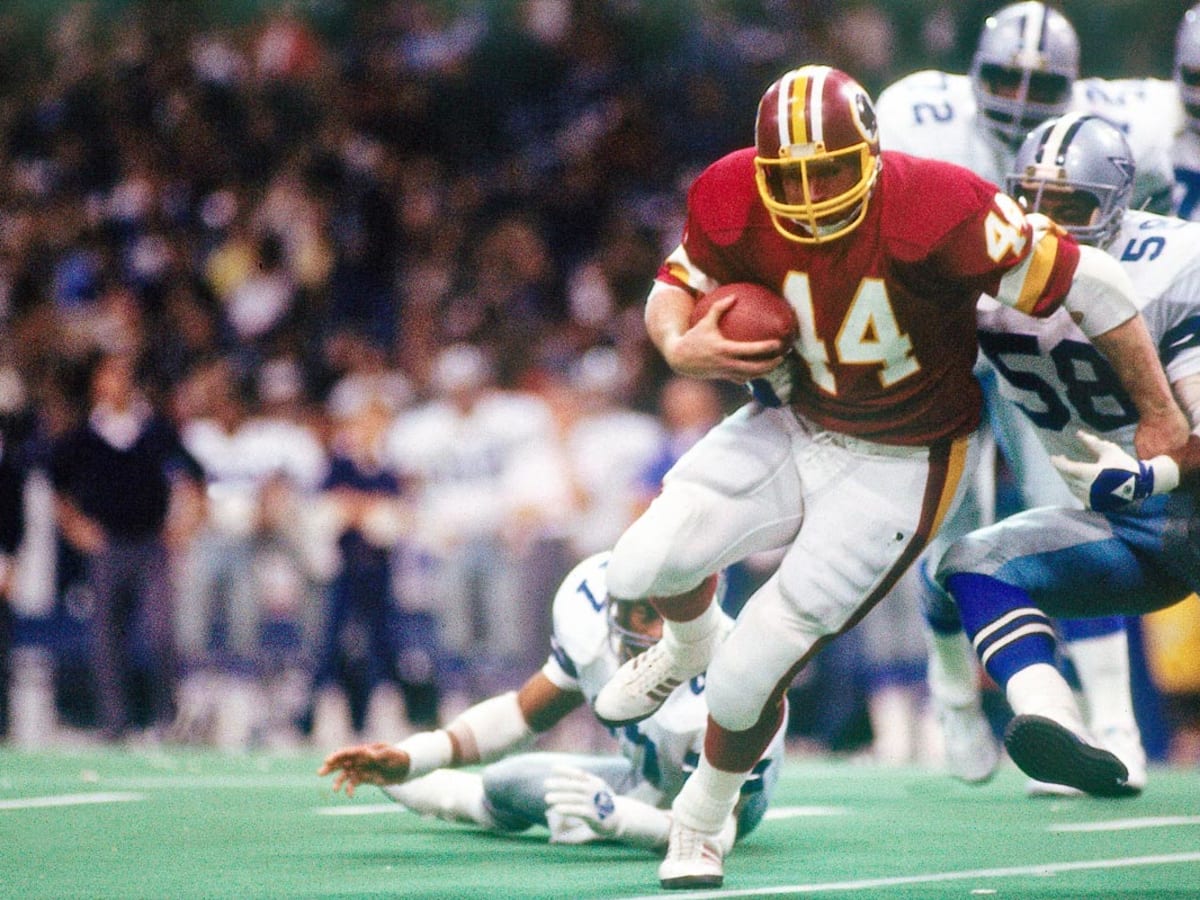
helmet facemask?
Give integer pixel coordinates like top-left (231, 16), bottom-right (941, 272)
top-left (754, 65), bottom-right (881, 244)
top-left (607, 598), bottom-right (663, 663)
top-left (970, 2), bottom-right (1079, 147)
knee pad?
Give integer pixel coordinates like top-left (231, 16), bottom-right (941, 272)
top-left (480, 755), bottom-right (553, 831)
top-left (608, 484), bottom-right (722, 599)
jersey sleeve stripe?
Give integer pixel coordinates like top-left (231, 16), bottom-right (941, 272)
top-left (1010, 229), bottom-right (1060, 314)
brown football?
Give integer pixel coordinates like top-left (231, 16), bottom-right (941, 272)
top-left (689, 282), bottom-right (798, 344)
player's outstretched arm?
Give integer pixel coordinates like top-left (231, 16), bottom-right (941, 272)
top-left (318, 673), bottom-right (583, 797)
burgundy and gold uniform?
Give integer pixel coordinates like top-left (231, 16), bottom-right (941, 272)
top-left (659, 148), bottom-right (1079, 444)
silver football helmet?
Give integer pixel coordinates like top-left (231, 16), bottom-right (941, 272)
top-left (1005, 112), bottom-right (1135, 248)
top-left (1176, 4), bottom-right (1200, 132)
top-left (969, 2), bottom-right (1080, 146)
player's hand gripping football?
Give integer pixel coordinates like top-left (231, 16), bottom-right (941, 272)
top-left (669, 296), bottom-right (789, 383)
top-left (318, 742), bottom-right (412, 797)
top-left (1051, 430), bottom-right (1180, 512)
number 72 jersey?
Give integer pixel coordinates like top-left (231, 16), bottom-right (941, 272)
top-left (977, 209), bottom-right (1200, 461)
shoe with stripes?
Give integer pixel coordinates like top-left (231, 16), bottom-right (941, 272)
top-left (659, 820), bottom-right (725, 889)
top-left (594, 637), bottom-right (713, 728)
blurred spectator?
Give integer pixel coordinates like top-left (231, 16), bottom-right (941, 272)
top-left (48, 349), bottom-right (206, 741)
top-left (0, 367), bottom-right (32, 738)
top-left (303, 391), bottom-right (438, 740)
top-left (172, 358), bottom-right (327, 744)
top-left (387, 343), bottom-right (565, 706)
top-left (556, 346), bottom-right (664, 559)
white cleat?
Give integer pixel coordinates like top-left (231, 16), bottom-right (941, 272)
top-left (937, 700), bottom-right (1000, 785)
top-left (1096, 723), bottom-right (1148, 793)
top-left (594, 637), bottom-right (714, 727)
top-left (659, 820), bottom-right (725, 890)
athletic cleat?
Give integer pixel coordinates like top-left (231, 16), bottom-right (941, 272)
top-left (594, 637), bottom-right (713, 727)
top-left (937, 699), bottom-right (1000, 784)
top-left (659, 820), bottom-right (725, 889)
top-left (1096, 723), bottom-right (1148, 793)
top-left (1004, 714), bottom-right (1136, 798)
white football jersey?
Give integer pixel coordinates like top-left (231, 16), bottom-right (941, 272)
top-left (386, 390), bottom-right (567, 550)
top-left (977, 209), bottom-right (1200, 462)
top-left (541, 552), bottom-right (782, 806)
top-left (876, 70), bottom-right (1176, 210)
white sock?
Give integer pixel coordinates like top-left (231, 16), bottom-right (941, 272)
top-left (1006, 663), bottom-right (1087, 736)
top-left (671, 755), bottom-right (744, 835)
top-left (666, 597), bottom-right (722, 646)
top-left (1063, 631), bottom-right (1137, 732)
top-left (927, 629), bottom-right (980, 708)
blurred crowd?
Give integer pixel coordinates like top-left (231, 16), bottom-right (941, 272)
top-left (0, 0), bottom-right (1196, 755)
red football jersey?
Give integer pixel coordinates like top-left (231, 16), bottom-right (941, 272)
top-left (658, 149), bottom-right (1080, 445)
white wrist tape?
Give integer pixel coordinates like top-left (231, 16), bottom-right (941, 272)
top-left (1148, 454), bottom-right (1181, 494)
top-left (1064, 246), bottom-right (1138, 338)
top-left (394, 730), bottom-right (454, 780)
top-left (610, 797), bottom-right (673, 849)
top-left (445, 691), bottom-right (533, 765)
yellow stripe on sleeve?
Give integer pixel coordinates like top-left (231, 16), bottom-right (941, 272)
top-left (1011, 230), bottom-right (1059, 315)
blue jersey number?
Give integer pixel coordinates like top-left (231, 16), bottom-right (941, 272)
top-left (978, 331), bottom-right (1137, 432)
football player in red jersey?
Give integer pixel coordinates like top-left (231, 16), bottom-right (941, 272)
top-left (591, 65), bottom-right (1188, 890)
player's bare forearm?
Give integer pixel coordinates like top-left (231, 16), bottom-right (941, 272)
top-left (517, 672), bottom-right (584, 732)
top-left (1090, 316), bottom-right (1190, 457)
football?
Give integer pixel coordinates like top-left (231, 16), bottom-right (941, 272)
top-left (689, 282), bottom-right (798, 345)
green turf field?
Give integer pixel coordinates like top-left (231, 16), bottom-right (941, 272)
top-left (1, 747), bottom-right (1198, 899)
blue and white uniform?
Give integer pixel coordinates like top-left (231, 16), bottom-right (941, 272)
top-left (938, 209), bottom-right (1200, 616)
top-left (485, 553), bottom-right (784, 836)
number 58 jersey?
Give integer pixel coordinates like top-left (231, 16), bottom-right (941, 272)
top-left (977, 209), bottom-right (1200, 463)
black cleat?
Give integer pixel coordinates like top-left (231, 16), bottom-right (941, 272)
top-left (1004, 714), bottom-right (1138, 798)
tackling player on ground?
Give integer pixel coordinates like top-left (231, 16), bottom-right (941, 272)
top-left (318, 551), bottom-right (784, 853)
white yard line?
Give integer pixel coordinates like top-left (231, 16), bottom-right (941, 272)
top-left (613, 851), bottom-right (1200, 899)
top-left (314, 803), bottom-right (407, 816)
top-left (763, 805), bottom-right (849, 820)
top-left (0, 792), bottom-right (144, 810)
top-left (1049, 816), bottom-right (1200, 832)
top-left (98, 775), bottom-right (318, 789)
